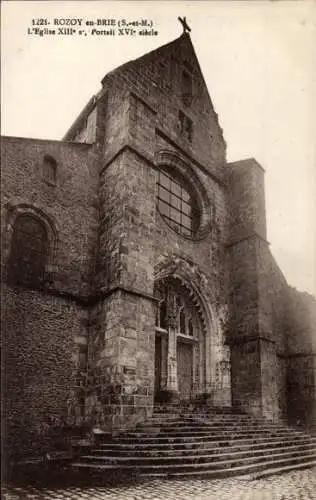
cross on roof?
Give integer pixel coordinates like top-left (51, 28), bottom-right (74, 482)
top-left (178, 16), bottom-right (191, 33)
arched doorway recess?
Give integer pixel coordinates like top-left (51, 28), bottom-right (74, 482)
top-left (154, 276), bottom-right (208, 402)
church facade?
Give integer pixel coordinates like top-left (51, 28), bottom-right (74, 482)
top-left (2, 33), bottom-right (315, 460)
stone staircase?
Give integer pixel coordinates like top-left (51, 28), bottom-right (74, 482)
top-left (72, 405), bottom-right (316, 479)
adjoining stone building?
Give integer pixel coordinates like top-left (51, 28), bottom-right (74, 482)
top-left (2, 33), bottom-right (315, 460)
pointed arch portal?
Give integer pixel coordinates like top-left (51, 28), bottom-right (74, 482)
top-left (154, 276), bottom-right (208, 401)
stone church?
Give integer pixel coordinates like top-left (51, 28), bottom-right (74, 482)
top-left (2, 32), bottom-right (315, 460)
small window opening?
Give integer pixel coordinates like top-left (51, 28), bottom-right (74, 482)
top-left (179, 111), bottom-right (193, 143)
top-left (182, 70), bottom-right (193, 107)
top-left (78, 345), bottom-right (88, 371)
top-left (43, 155), bottom-right (57, 185)
top-left (183, 60), bottom-right (193, 74)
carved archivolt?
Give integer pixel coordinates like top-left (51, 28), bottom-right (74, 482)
top-left (154, 254), bottom-right (229, 393)
top-left (154, 255), bottom-right (219, 337)
top-left (154, 276), bottom-right (206, 338)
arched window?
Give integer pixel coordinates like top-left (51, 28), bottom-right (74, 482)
top-left (157, 169), bottom-right (200, 237)
top-left (9, 215), bottom-right (48, 286)
top-left (43, 155), bottom-right (57, 185)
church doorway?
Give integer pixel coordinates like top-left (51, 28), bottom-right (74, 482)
top-left (177, 339), bottom-right (193, 399)
top-left (154, 277), bottom-right (206, 402)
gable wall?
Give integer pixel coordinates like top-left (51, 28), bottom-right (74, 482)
top-left (92, 35), bottom-right (232, 409)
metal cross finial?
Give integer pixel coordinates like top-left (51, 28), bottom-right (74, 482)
top-left (178, 16), bottom-right (191, 33)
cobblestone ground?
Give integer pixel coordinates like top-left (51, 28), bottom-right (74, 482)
top-left (3, 468), bottom-right (316, 500)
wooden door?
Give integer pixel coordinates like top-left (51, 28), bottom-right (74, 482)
top-left (154, 336), bottom-right (162, 398)
top-left (177, 341), bottom-right (193, 400)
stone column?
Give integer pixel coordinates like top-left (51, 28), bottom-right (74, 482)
top-left (165, 290), bottom-right (179, 399)
top-left (160, 335), bottom-right (168, 388)
top-left (166, 327), bottom-right (178, 392)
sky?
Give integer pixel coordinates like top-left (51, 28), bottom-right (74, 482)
top-left (1, 1), bottom-right (315, 296)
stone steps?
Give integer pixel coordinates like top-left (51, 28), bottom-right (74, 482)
top-left (238, 460), bottom-right (316, 480)
top-left (98, 435), bottom-right (315, 451)
top-left (94, 441), bottom-right (316, 458)
top-left (114, 430), bottom-right (308, 443)
top-left (153, 406), bottom-right (245, 414)
top-left (73, 454), bottom-right (316, 477)
top-left (138, 458), bottom-right (316, 478)
top-left (72, 407), bottom-right (316, 478)
top-left (133, 421), bottom-right (294, 432)
top-left (149, 416), bottom-right (296, 426)
top-left (147, 420), bottom-right (259, 428)
top-left (121, 426), bottom-right (306, 436)
top-left (82, 445), bottom-right (316, 467)
top-left (151, 414), bottom-right (254, 421)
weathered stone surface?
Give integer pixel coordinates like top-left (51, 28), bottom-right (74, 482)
top-left (1, 32), bottom-right (315, 463)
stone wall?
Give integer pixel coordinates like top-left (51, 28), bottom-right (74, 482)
top-left (76, 32), bottom-right (233, 419)
top-left (101, 33), bottom-right (227, 182)
top-left (227, 159), bottom-right (288, 421)
top-left (84, 292), bottom-right (155, 430)
top-left (228, 159), bottom-right (267, 243)
top-left (1, 137), bottom-right (99, 458)
top-left (285, 288), bottom-right (316, 428)
top-left (227, 157), bottom-right (315, 424)
top-left (1, 137), bottom-right (99, 297)
top-left (63, 96), bottom-right (98, 144)
top-left (71, 106), bottom-right (97, 144)
top-left (255, 245), bottom-right (315, 425)
top-left (77, 32), bottom-right (233, 417)
top-left (2, 285), bottom-right (86, 460)
top-left (87, 140), bottom-right (157, 428)
top-left (152, 137), bottom-right (230, 402)
top-left (3, 31), bottom-right (315, 462)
